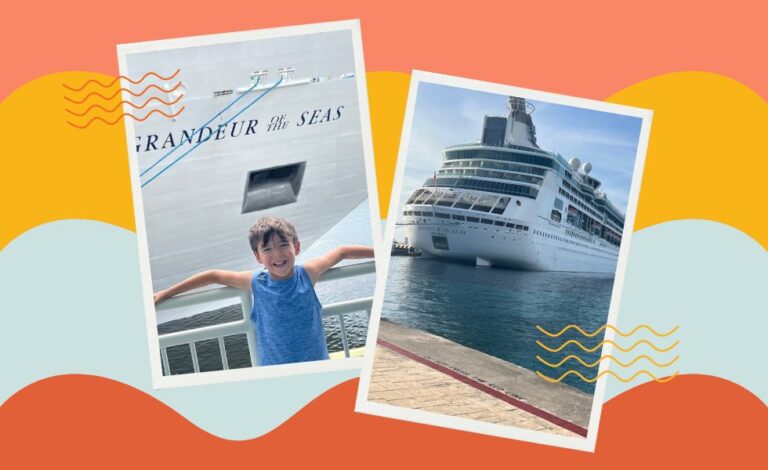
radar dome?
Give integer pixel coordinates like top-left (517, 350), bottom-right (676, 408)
top-left (583, 162), bottom-right (592, 175)
top-left (569, 158), bottom-right (581, 172)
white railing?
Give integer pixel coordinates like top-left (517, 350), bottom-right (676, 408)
top-left (157, 261), bottom-right (375, 375)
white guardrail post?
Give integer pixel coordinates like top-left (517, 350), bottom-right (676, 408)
top-left (240, 290), bottom-right (259, 369)
top-left (156, 261), bottom-right (375, 375)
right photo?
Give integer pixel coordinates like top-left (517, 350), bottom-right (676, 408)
top-left (357, 71), bottom-right (653, 451)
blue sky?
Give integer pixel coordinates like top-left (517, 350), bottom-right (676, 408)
top-left (397, 82), bottom-right (644, 219)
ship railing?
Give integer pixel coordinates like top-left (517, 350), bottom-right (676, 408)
top-left (156, 261), bottom-right (375, 375)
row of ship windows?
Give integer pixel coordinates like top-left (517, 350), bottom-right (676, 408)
top-left (447, 142), bottom-right (551, 155)
top-left (559, 188), bottom-right (624, 240)
top-left (424, 176), bottom-right (539, 199)
top-left (408, 188), bottom-right (511, 213)
top-left (534, 229), bottom-right (592, 251)
top-left (444, 148), bottom-right (572, 178)
top-left (562, 180), bottom-right (624, 229)
top-left (447, 142), bottom-right (568, 161)
top-left (534, 229), bottom-right (619, 257)
top-left (563, 180), bottom-right (598, 202)
top-left (556, 245), bottom-right (616, 262)
top-left (404, 210), bottom-right (529, 231)
top-left (566, 228), bottom-right (594, 244)
top-left (442, 159), bottom-right (548, 177)
top-left (558, 187), bottom-right (603, 220)
top-left (565, 205), bottom-right (622, 248)
top-left (438, 168), bottom-right (543, 185)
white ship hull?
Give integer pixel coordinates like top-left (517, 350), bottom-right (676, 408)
top-left (123, 31), bottom-right (369, 291)
top-left (405, 219), bottom-right (618, 273)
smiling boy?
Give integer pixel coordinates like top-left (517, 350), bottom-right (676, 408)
top-left (154, 216), bottom-right (374, 366)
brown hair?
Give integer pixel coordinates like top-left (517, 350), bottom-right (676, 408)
top-left (248, 217), bottom-right (298, 252)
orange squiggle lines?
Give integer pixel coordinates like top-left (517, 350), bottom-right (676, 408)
top-left (65, 94), bottom-right (185, 117)
top-left (62, 69), bottom-right (181, 92)
top-left (66, 106), bottom-right (186, 129)
top-left (63, 82), bottom-right (183, 105)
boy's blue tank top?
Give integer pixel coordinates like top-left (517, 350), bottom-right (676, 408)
top-left (250, 265), bottom-right (329, 366)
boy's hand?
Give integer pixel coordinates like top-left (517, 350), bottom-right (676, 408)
top-left (304, 246), bottom-right (374, 284)
top-left (153, 289), bottom-right (170, 305)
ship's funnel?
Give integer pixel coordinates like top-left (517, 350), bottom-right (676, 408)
top-left (504, 96), bottom-right (538, 148)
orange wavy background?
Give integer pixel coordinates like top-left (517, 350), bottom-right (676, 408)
top-left (2, 2), bottom-right (766, 465)
top-left (1, 375), bottom-right (764, 466)
top-left (3, 1), bottom-right (766, 100)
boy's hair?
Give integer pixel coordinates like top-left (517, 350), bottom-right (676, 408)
top-left (248, 217), bottom-right (298, 252)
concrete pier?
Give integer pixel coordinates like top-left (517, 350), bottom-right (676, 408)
top-left (368, 320), bottom-right (592, 437)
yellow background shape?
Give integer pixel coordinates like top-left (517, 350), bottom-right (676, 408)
top-left (1, 71), bottom-right (766, 251)
top-left (607, 72), bottom-right (767, 248)
top-left (0, 72), bottom-right (135, 250)
top-left (367, 72), bottom-right (410, 219)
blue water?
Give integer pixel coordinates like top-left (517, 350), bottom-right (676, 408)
top-left (299, 201), bottom-right (376, 352)
top-left (382, 256), bottom-right (615, 393)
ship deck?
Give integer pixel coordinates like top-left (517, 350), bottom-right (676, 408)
top-left (368, 319), bottom-right (591, 437)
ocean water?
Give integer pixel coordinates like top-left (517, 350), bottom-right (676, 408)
top-left (382, 256), bottom-right (615, 394)
top-left (159, 201), bottom-right (376, 374)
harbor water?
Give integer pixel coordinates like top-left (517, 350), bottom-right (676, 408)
top-left (382, 256), bottom-right (615, 393)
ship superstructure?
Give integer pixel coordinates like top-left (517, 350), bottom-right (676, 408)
top-left (402, 96), bottom-right (625, 272)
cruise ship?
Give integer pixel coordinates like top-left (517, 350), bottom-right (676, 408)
top-left (121, 30), bottom-right (371, 300)
top-left (401, 96), bottom-right (625, 272)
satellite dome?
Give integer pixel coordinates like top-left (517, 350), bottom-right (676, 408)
top-left (583, 162), bottom-right (592, 175)
top-left (569, 158), bottom-right (581, 172)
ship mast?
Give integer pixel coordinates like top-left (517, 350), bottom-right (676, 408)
top-left (504, 96), bottom-right (538, 148)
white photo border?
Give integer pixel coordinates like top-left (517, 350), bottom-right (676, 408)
top-left (355, 70), bottom-right (653, 452)
top-left (117, 19), bottom-right (382, 390)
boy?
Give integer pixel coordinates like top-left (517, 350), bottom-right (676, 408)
top-left (153, 216), bottom-right (375, 366)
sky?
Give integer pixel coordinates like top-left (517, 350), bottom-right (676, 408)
top-left (396, 82), bottom-right (645, 222)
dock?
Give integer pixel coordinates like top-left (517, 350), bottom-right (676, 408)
top-left (368, 320), bottom-right (591, 437)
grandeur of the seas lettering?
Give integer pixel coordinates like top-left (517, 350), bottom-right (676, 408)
top-left (135, 105), bottom-right (346, 153)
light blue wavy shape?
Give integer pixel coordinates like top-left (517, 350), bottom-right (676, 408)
top-left (603, 219), bottom-right (767, 402)
top-left (0, 220), bottom-right (357, 439)
top-left (0, 218), bottom-right (765, 440)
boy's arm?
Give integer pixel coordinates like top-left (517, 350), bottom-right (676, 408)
top-left (303, 246), bottom-right (375, 285)
top-left (154, 270), bottom-right (252, 305)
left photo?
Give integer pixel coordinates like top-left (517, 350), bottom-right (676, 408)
top-left (117, 20), bottom-right (379, 388)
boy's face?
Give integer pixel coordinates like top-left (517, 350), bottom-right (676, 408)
top-left (254, 235), bottom-right (301, 280)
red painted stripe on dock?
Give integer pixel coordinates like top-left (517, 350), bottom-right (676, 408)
top-left (377, 339), bottom-right (589, 437)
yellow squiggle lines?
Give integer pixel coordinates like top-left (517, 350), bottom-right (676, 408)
top-left (536, 324), bottom-right (679, 338)
top-left (536, 324), bottom-right (680, 384)
top-left (536, 338), bottom-right (680, 353)
top-left (536, 354), bottom-right (680, 368)
top-left (537, 369), bottom-right (679, 384)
